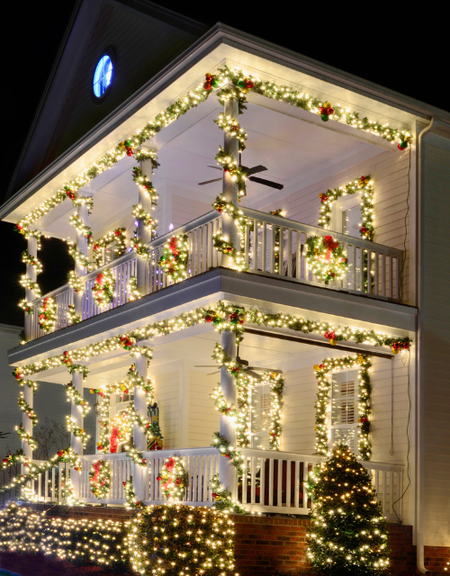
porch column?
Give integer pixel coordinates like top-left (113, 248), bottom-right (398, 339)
top-left (133, 354), bottom-right (148, 500)
top-left (221, 96), bottom-right (240, 268)
top-left (21, 384), bottom-right (34, 460)
top-left (219, 330), bottom-right (237, 496)
top-left (70, 369), bottom-right (84, 496)
top-left (24, 235), bottom-right (39, 340)
top-left (135, 155), bottom-right (154, 294)
top-left (74, 202), bottom-right (89, 317)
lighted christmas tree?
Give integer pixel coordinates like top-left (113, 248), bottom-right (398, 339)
top-left (307, 443), bottom-right (389, 576)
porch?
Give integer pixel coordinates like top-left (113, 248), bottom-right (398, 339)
top-left (26, 207), bottom-right (402, 341)
top-left (25, 447), bottom-right (404, 522)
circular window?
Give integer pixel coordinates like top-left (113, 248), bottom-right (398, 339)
top-left (93, 55), bottom-right (113, 98)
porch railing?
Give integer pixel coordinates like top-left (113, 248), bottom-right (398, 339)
top-left (26, 209), bottom-right (403, 341)
top-left (75, 449), bottom-right (403, 521)
top-left (7, 460), bottom-right (73, 504)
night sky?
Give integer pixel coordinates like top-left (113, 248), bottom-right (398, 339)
top-left (0, 1), bottom-right (446, 326)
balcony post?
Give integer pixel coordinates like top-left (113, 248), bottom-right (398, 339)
top-left (24, 235), bottom-right (39, 340)
top-left (133, 354), bottom-right (148, 500)
top-left (221, 96), bottom-right (240, 269)
top-left (70, 369), bottom-right (84, 497)
top-left (219, 330), bottom-right (237, 497)
top-left (74, 203), bottom-right (89, 317)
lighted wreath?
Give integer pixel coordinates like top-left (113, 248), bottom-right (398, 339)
top-left (305, 235), bottom-right (348, 284)
top-left (156, 456), bottom-right (189, 501)
top-left (93, 270), bottom-right (115, 307)
top-left (38, 296), bottom-right (57, 331)
top-left (158, 234), bottom-right (189, 283)
top-left (89, 460), bottom-right (111, 499)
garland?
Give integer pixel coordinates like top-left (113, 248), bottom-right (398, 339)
top-left (156, 456), bottom-right (189, 500)
top-left (66, 303), bottom-right (81, 325)
top-left (38, 296), bottom-right (57, 331)
top-left (318, 175), bottom-right (375, 241)
top-left (93, 269), bottom-right (115, 307)
top-left (214, 114), bottom-right (247, 150)
top-left (305, 235), bottom-right (348, 284)
top-left (65, 382), bottom-right (91, 416)
top-left (65, 416), bottom-right (90, 448)
top-left (211, 432), bottom-right (244, 475)
top-left (127, 276), bottom-right (141, 301)
top-left (68, 270), bottom-right (84, 293)
top-left (123, 477), bottom-right (145, 509)
top-left (2, 449), bottom-right (28, 469)
top-left (93, 228), bottom-right (127, 267)
top-left (158, 234), bottom-right (189, 282)
top-left (210, 473), bottom-right (247, 514)
top-left (131, 167), bottom-right (159, 206)
top-left (21, 249), bottom-right (43, 274)
top-left (14, 424), bottom-right (38, 451)
top-left (313, 355), bottom-right (372, 460)
top-left (132, 204), bottom-right (157, 233)
top-left (132, 239), bottom-right (150, 259)
top-left (18, 299), bottom-right (34, 315)
top-left (212, 195), bottom-right (249, 271)
top-left (17, 392), bottom-right (38, 427)
top-left (69, 214), bottom-right (93, 244)
top-left (20, 276), bottom-right (41, 299)
top-left (89, 460), bottom-right (111, 499)
top-left (67, 242), bottom-right (93, 271)
top-left (268, 209), bottom-right (285, 273)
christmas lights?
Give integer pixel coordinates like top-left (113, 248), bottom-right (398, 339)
top-left (69, 214), bottom-right (93, 244)
top-left (131, 167), bottom-right (159, 207)
top-left (92, 227), bottom-right (127, 267)
top-left (66, 303), bottom-right (81, 325)
top-left (305, 235), bottom-right (348, 284)
top-left (65, 382), bottom-right (91, 416)
top-left (157, 456), bottom-right (189, 501)
top-left (127, 276), bottom-right (141, 301)
top-left (92, 269), bottom-right (115, 307)
top-left (17, 391), bottom-right (38, 427)
top-left (89, 459), bottom-right (111, 499)
top-left (159, 234), bottom-right (189, 282)
top-left (65, 415), bottom-right (90, 448)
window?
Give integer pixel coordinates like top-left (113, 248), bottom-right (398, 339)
top-left (329, 369), bottom-right (359, 455)
top-left (93, 55), bottom-right (113, 98)
top-left (250, 382), bottom-right (271, 449)
top-left (332, 194), bottom-right (362, 238)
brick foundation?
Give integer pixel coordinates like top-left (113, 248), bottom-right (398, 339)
top-left (2, 505), bottom-right (449, 575)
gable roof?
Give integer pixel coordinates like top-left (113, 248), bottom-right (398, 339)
top-left (6, 0), bottom-right (208, 200)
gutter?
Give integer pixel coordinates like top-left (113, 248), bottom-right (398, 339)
top-left (416, 114), bottom-right (435, 574)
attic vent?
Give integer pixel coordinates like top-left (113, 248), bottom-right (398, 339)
top-left (93, 55), bottom-right (113, 98)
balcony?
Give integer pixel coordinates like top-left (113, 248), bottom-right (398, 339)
top-left (26, 208), bottom-right (403, 341)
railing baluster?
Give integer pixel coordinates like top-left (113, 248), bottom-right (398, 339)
top-left (262, 222), bottom-right (266, 273)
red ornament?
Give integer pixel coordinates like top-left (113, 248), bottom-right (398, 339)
top-left (203, 81), bottom-right (212, 91)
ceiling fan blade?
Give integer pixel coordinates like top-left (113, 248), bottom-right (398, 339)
top-left (246, 369), bottom-right (262, 379)
top-left (245, 165), bottom-right (268, 176)
top-left (207, 165), bottom-right (223, 171)
top-left (250, 366), bottom-right (283, 374)
top-left (198, 178), bottom-right (222, 186)
top-left (249, 176), bottom-right (284, 190)
top-left (194, 365), bottom-right (218, 368)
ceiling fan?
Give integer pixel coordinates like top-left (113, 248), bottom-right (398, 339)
top-left (195, 341), bottom-right (283, 378)
top-left (198, 153), bottom-right (284, 192)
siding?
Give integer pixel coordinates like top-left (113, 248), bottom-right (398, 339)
top-left (154, 371), bottom-right (180, 450)
top-left (422, 141), bottom-right (450, 546)
top-left (171, 195), bottom-right (212, 229)
top-left (260, 149), bottom-right (412, 303)
top-left (188, 371), bottom-right (220, 448)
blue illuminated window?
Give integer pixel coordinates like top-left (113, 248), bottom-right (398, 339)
top-left (93, 55), bottom-right (113, 98)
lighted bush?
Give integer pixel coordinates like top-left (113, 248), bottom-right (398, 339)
top-left (127, 503), bottom-right (236, 576)
top-left (0, 503), bottom-right (128, 571)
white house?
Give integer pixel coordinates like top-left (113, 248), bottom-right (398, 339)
top-left (1, 1), bottom-right (449, 573)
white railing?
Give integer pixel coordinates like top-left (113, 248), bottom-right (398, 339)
top-left (240, 208), bottom-right (403, 301)
top-left (79, 453), bottom-right (133, 504)
top-left (73, 448), bottom-right (402, 521)
top-left (26, 209), bottom-right (403, 341)
top-left (20, 459), bottom-right (72, 504)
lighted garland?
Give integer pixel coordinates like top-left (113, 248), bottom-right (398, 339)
top-left (66, 303), bottom-right (81, 325)
top-left (123, 477), bottom-right (145, 509)
top-left (211, 432), bottom-right (244, 475)
top-left (212, 195), bottom-right (249, 270)
top-left (93, 269), bottom-right (115, 307)
top-left (319, 175), bottom-right (375, 241)
top-left (156, 456), bottom-right (189, 500)
top-left (14, 424), bottom-right (38, 451)
top-left (305, 234), bottom-right (349, 284)
top-left (132, 203), bottom-right (157, 232)
top-left (214, 114), bottom-right (247, 150)
top-left (18, 298), bottom-right (34, 315)
top-left (69, 214), bottom-right (93, 244)
top-left (210, 473), bottom-right (247, 514)
top-left (1, 449), bottom-right (28, 469)
top-left (159, 234), bottom-right (189, 282)
top-left (93, 227), bottom-right (127, 267)
top-left (67, 242), bottom-right (93, 271)
top-left (215, 148), bottom-right (248, 197)
top-left (17, 391), bottom-right (38, 427)
top-left (68, 270), bottom-right (84, 293)
top-left (268, 209), bottom-right (285, 273)
top-left (65, 382), bottom-right (91, 416)
top-left (22, 249), bottom-right (43, 274)
top-left (132, 239), bottom-right (151, 259)
top-left (89, 459), bottom-right (111, 499)
top-left (20, 276), bottom-right (41, 299)
top-left (131, 167), bottom-right (159, 206)
top-left (66, 415), bottom-right (90, 448)
top-left (313, 354), bottom-right (372, 460)
top-left (127, 276), bottom-right (141, 301)
top-left (37, 296), bottom-right (57, 331)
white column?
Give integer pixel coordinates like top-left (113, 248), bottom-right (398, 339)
top-left (222, 96), bottom-right (240, 269)
top-left (70, 370), bottom-right (84, 496)
top-left (133, 354), bottom-right (148, 499)
top-left (134, 158), bottom-right (154, 295)
top-left (219, 330), bottom-right (237, 496)
top-left (74, 203), bottom-right (89, 316)
top-left (24, 236), bottom-right (38, 340)
top-left (22, 385), bottom-right (34, 460)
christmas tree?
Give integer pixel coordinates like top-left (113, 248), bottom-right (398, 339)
top-left (307, 443), bottom-right (389, 576)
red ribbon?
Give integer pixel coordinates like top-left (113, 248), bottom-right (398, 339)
top-left (323, 236), bottom-right (338, 261)
top-left (92, 460), bottom-right (102, 482)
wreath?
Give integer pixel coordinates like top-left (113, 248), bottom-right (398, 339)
top-left (305, 235), bottom-right (348, 285)
top-left (38, 296), bottom-right (57, 331)
top-left (93, 270), bottom-right (115, 306)
top-left (156, 456), bottom-right (188, 500)
top-left (89, 459), bottom-right (111, 499)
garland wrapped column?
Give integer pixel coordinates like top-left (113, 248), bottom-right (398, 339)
top-left (74, 201), bottom-right (90, 317)
top-left (221, 95), bottom-right (240, 269)
top-left (219, 331), bottom-right (237, 498)
top-left (133, 354), bottom-right (148, 500)
top-left (70, 366), bottom-right (86, 497)
top-left (24, 235), bottom-right (40, 340)
top-left (21, 383), bottom-right (34, 462)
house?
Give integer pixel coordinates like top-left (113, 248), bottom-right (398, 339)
top-left (1, 0), bottom-right (449, 573)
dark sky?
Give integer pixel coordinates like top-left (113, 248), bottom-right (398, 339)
top-left (0, 1), bottom-right (445, 326)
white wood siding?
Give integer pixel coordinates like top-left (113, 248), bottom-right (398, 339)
top-left (154, 371), bottom-right (180, 449)
top-left (188, 370), bottom-right (220, 447)
top-left (260, 149), bottom-right (412, 303)
top-left (422, 140), bottom-right (450, 546)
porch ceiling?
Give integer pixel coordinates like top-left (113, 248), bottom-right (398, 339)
top-left (36, 90), bottom-right (390, 240)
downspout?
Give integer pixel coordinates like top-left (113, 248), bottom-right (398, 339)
top-left (416, 114), bottom-right (435, 574)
